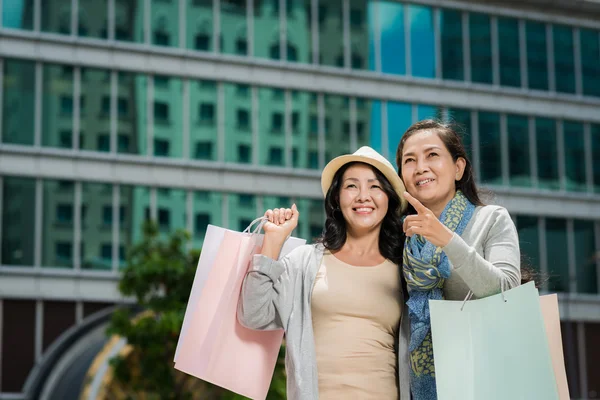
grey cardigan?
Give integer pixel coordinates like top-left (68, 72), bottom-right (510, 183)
top-left (237, 205), bottom-right (521, 400)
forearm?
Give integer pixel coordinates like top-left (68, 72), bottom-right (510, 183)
top-left (443, 233), bottom-right (521, 298)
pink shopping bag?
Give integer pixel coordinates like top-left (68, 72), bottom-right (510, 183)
top-left (540, 294), bottom-right (570, 400)
top-left (174, 222), bottom-right (305, 400)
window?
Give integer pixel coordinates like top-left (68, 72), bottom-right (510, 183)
top-left (118, 98), bottom-right (128, 117)
top-left (103, 206), bottom-right (112, 226)
top-left (268, 147), bottom-right (284, 165)
top-left (546, 218), bottom-right (569, 292)
top-left (271, 113), bottom-right (284, 133)
top-left (154, 75), bottom-right (170, 87)
top-left (97, 134), bottom-right (110, 152)
top-left (60, 96), bottom-right (74, 116)
top-left (118, 134), bottom-right (130, 153)
top-left (153, 31), bottom-right (170, 46)
top-left (199, 103), bottom-right (215, 123)
top-left (154, 139), bottom-right (170, 157)
top-left (350, 8), bottom-right (363, 28)
top-left (55, 242), bottom-right (73, 263)
top-left (563, 121), bottom-right (586, 192)
top-left (498, 17), bottom-right (521, 87)
top-left (469, 13), bottom-right (493, 84)
top-left (195, 213), bottom-right (211, 237)
top-left (516, 216), bottom-right (540, 272)
top-left (310, 115), bottom-right (318, 135)
top-left (101, 96), bottom-right (110, 116)
top-left (236, 84), bottom-right (250, 97)
top-left (440, 8), bottom-right (464, 81)
top-left (195, 141), bottom-right (213, 160)
top-left (237, 109), bottom-right (250, 130)
top-left (526, 21), bottom-right (549, 91)
top-left (154, 102), bottom-right (170, 123)
top-left (507, 115), bottom-right (531, 187)
top-left (238, 144), bottom-right (251, 163)
top-left (535, 118), bottom-right (560, 190)
top-left (158, 208), bottom-right (170, 229)
top-left (309, 151), bottom-right (319, 169)
top-left (60, 130), bottom-right (72, 148)
top-left (409, 5), bottom-right (435, 78)
top-left (239, 194), bottom-right (255, 208)
top-left (291, 111), bottom-right (300, 133)
top-left (553, 25), bottom-right (576, 94)
top-left (574, 220), bottom-right (597, 294)
top-left (100, 244), bottom-right (112, 260)
top-left (195, 33), bottom-right (211, 51)
top-left (580, 28), bottom-right (600, 97)
top-left (56, 204), bottom-right (73, 223)
top-left (236, 38), bottom-right (248, 55)
top-left (478, 112), bottom-right (502, 185)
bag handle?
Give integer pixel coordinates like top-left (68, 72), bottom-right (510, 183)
top-left (242, 216), bottom-right (268, 234)
top-left (460, 278), bottom-right (508, 311)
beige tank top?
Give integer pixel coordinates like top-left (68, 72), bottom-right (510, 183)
top-left (311, 251), bottom-right (402, 399)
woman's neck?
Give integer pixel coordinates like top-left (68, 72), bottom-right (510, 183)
top-left (342, 228), bottom-right (381, 256)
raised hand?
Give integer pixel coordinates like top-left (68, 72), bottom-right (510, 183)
top-left (260, 204), bottom-right (300, 259)
top-left (402, 192), bottom-right (454, 248)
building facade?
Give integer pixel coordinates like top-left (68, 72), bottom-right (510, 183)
top-left (0, 0), bottom-right (599, 398)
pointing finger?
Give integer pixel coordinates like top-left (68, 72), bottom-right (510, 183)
top-left (403, 192), bottom-right (429, 215)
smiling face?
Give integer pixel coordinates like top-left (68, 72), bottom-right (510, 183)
top-left (338, 163), bottom-right (389, 234)
top-left (400, 130), bottom-right (466, 215)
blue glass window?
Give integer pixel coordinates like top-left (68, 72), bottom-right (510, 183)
top-left (580, 29), bottom-right (600, 97)
top-left (498, 17), bottom-right (521, 87)
top-left (380, 1), bottom-right (406, 75)
top-left (563, 121), bottom-right (586, 192)
top-left (469, 13), bottom-right (492, 84)
top-left (526, 21), bottom-right (549, 91)
top-left (535, 118), bottom-right (560, 190)
top-left (507, 115), bottom-right (531, 187)
top-left (440, 9), bottom-right (464, 81)
top-left (478, 112), bottom-right (502, 185)
top-left (409, 5), bottom-right (435, 78)
top-left (553, 25), bottom-right (576, 94)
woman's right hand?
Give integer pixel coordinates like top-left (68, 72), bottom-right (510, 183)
top-left (263, 204), bottom-right (299, 242)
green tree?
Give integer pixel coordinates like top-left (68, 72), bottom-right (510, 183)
top-left (106, 221), bottom-right (287, 399)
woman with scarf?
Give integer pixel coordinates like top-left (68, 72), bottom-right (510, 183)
top-left (395, 119), bottom-right (522, 399)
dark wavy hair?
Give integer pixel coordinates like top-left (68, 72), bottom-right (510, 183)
top-left (317, 161), bottom-right (404, 266)
top-left (395, 119), bottom-right (538, 286)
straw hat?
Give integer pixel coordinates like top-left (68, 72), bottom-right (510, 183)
top-left (320, 146), bottom-right (408, 211)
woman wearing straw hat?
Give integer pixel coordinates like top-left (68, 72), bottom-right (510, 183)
top-left (238, 146), bottom-right (412, 400)
top-left (395, 119), bottom-right (522, 399)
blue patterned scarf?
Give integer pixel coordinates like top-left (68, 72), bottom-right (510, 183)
top-left (403, 190), bottom-right (475, 399)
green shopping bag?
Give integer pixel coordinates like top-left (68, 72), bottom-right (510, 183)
top-left (429, 281), bottom-right (559, 400)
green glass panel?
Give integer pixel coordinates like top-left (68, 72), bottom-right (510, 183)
top-left (410, 5), bottom-right (435, 78)
top-left (507, 115), bottom-right (531, 187)
top-left (153, 76), bottom-right (183, 158)
top-left (440, 8), bottom-right (464, 81)
top-left (448, 108), bottom-right (472, 161)
top-left (546, 218), bottom-right (569, 292)
top-left (116, 72), bottom-right (147, 155)
top-left (516, 216), bottom-right (540, 272)
top-left (80, 68), bottom-right (111, 152)
top-left (151, 0), bottom-right (179, 47)
top-left (349, 0), bottom-right (371, 70)
top-left (553, 25), bottom-right (576, 94)
top-left (115, 0), bottom-right (145, 42)
top-left (526, 21), bottom-right (549, 91)
top-left (190, 79), bottom-right (218, 160)
top-left (225, 83), bottom-right (252, 163)
top-left (78, 0), bottom-right (108, 38)
top-left (192, 191), bottom-right (223, 248)
top-left (324, 95), bottom-right (351, 163)
top-left (2, 59), bottom-right (35, 145)
top-left (593, 124), bottom-right (600, 194)
top-left (387, 102), bottom-right (411, 169)
top-left (580, 29), bottom-right (600, 97)
top-left (119, 185), bottom-right (151, 268)
top-left (1, 177), bottom-right (35, 266)
top-left (469, 13), bottom-right (492, 84)
top-left (41, 0), bottom-right (71, 35)
top-left (2, 0), bottom-right (33, 30)
top-left (42, 180), bottom-right (75, 268)
top-left (81, 182), bottom-right (113, 270)
top-left (478, 112), bottom-right (502, 185)
top-left (380, 1), bottom-right (405, 75)
top-left (258, 88), bottom-right (287, 166)
top-left (563, 121), bottom-right (586, 192)
top-left (254, 0), bottom-right (282, 60)
top-left (574, 220), bottom-right (597, 294)
top-left (535, 118), bottom-right (560, 190)
top-left (42, 64), bottom-right (74, 149)
top-left (186, 0), bottom-right (213, 51)
top-left (498, 17), bottom-right (521, 87)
